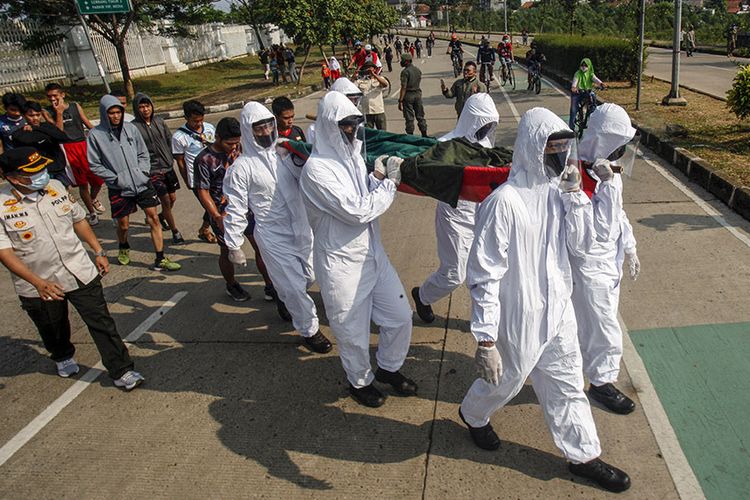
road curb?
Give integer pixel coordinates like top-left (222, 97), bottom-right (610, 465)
top-left (154, 84), bottom-right (323, 120)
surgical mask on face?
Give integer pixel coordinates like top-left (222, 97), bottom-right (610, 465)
top-left (14, 170), bottom-right (50, 191)
top-left (580, 65), bottom-right (588, 72)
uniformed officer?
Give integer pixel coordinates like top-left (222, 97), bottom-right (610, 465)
top-left (0, 147), bottom-right (144, 390)
top-left (398, 53), bottom-right (428, 137)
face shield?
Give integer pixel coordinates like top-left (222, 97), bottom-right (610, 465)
top-left (474, 121), bottom-right (498, 147)
top-left (543, 130), bottom-right (578, 179)
top-left (252, 117), bottom-right (277, 149)
top-left (346, 92), bottom-right (364, 109)
top-left (606, 131), bottom-right (640, 177)
top-left (338, 114), bottom-right (366, 162)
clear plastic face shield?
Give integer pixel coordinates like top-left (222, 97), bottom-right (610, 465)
top-left (606, 131), bottom-right (640, 177)
top-left (252, 117), bottom-right (277, 149)
top-left (346, 92), bottom-right (364, 110)
top-left (543, 130), bottom-right (578, 179)
top-left (338, 114), bottom-right (366, 162)
top-left (474, 121), bottom-right (498, 147)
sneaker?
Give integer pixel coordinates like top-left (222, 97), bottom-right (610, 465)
top-left (87, 213), bottom-right (99, 226)
top-left (55, 357), bottom-right (80, 378)
top-left (588, 383), bottom-right (636, 415)
top-left (114, 370), bottom-right (145, 391)
top-left (118, 248), bottom-right (130, 266)
top-left (92, 199), bottom-right (105, 214)
top-left (264, 284), bottom-right (276, 302)
top-left (569, 458), bottom-right (631, 493)
top-left (226, 282), bottom-right (251, 302)
top-left (303, 331), bottom-right (333, 353)
top-left (153, 257), bottom-right (182, 272)
top-left (172, 232), bottom-right (186, 245)
top-left (158, 213), bottom-right (171, 231)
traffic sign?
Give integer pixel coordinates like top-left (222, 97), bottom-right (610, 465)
top-left (76, 0), bottom-right (132, 15)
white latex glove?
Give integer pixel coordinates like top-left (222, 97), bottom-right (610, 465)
top-left (592, 158), bottom-right (614, 182)
top-left (386, 156), bottom-right (403, 186)
top-left (374, 154), bottom-right (389, 179)
top-left (625, 249), bottom-right (640, 281)
top-left (475, 345), bottom-right (502, 385)
top-left (228, 248), bottom-right (247, 267)
top-left (559, 164), bottom-right (582, 193)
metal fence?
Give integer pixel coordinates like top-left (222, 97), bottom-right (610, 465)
top-left (0, 20), bottom-right (70, 92)
top-left (89, 26), bottom-right (167, 76)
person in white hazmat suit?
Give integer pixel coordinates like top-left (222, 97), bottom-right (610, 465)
top-left (458, 107), bottom-right (631, 493)
top-left (306, 78), bottom-right (363, 144)
top-left (223, 102), bottom-right (333, 354)
top-left (572, 103), bottom-right (641, 414)
top-left (411, 93), bottom-right (499, 323)
top-left (299, 91), bottom-right (417, 408)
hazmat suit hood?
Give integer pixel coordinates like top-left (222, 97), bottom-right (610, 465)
top-left (439, 93), bottom-right (499, 148)
top-left (578, 103), bottom-right (636, 163)
top-left (239, 101), bottom-right (277, 155)
top-left (312, 91), bottom-right (364, 166)
top-left (98, 94), bottom-right (125, 132)
top-left (331, 78), bottom-right (364, 106)
top-left (509, 107), bottom-right (573, 188)
top-left (132, 93), bottom-right (154, 122)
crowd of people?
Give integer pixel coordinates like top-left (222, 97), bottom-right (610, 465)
top-left (1, 35), bottom-right (643, 493)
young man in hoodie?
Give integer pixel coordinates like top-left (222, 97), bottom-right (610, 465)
top-left (132, 93), bottom-right (185, 245)
top-left (87, 95), bottom-right (182, 272)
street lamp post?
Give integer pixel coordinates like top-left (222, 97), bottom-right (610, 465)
top-left (635, 0), bottom-right (645, 110)
top-left (504, 0), bottom-right (508, 34)
top-left (662, 0), bottom-right (687, 105)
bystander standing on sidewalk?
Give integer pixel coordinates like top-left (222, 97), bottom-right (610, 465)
top-left (0, 147), bottom-right (144, 390)
top-left (259, 47), bottom-right (271, 80)
top-left (284, 46), bottom-right (298, 82)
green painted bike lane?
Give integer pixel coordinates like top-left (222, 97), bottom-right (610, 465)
top-left (630, 321), bottom-right (750, 500)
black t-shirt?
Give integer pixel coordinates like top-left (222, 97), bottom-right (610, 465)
top-left (279, 125), bottom-right (306, 142)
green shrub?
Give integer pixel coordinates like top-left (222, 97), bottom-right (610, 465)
top-left (727, 64), bottom-right (750, 120)
top-left (534, 34), bottom-right (645, 83)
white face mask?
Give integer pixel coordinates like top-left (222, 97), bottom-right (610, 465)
top-left (12, 169), bottom-right (50, 191)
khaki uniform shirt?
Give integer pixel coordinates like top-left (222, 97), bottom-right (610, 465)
top-left (0, 179), bottom-right (98, 298)
top-left (400, 64), bottom-right (422, 93)
top-left (357, 77), bottom-right (388, 115)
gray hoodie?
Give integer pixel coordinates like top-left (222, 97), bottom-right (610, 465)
top-left (132, 93), bottom-right (174, 174)
top-left (87, 94), bottom-right (151, 197)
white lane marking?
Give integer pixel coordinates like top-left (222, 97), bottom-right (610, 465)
top-left (497, 75), bottom-right (521, 123)
top-left (704, 65), bottom-right (736, 72)
top-left (0, 291), bottom-right (188, 468)
top-left (619, 314), bottom-right (706, 500)
top-left (515, 63), bottom-right (568, 98)
top-left (637, 152), bottom-right (750, 248)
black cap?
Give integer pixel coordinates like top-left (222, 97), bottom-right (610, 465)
top-left (0, 147), bottom-right (52, 175)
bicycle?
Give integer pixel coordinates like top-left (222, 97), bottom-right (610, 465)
top-left (499, 59), bottom-right (515, 90)
top-left (528, 64), bottom-right (542, 94)
top-left (573, 88), bottom-right (599, 138)
top-left (450, 52), bottom-right (463, 78)
top-left (479, 61), bottom-right (494, 91)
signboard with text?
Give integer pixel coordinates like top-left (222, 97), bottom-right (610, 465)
top-left (76, 0), bottom-right (132, 15)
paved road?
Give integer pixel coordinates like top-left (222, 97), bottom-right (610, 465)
top-left (644, 46), bottom-right (741, 99)
top-left (1, 40), bottom-right (749, 499)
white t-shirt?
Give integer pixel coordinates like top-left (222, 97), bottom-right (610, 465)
top-left (171, 122), bottom-right (216, 188)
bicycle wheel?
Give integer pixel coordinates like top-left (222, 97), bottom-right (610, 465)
top-left (509, 65), bottom-right (516, 90)
top-left (534, 75), bottom-right (541, 94)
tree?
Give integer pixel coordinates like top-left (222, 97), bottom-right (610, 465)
top-left (1, 0), bottom-right (217, 98)
top-left (228, 0), bottom-right (273, 50)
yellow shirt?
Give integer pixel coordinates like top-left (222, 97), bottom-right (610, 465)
top-left (357, 77), bottom-right (388, 115)
top-left (0, 180), bottom-right (98, 298)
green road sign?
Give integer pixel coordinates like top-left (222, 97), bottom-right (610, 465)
top-left (76, 0), bottom-right (132, 15)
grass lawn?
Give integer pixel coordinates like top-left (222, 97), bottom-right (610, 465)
top-left (601, 78), bottom-right (750, 186)
top-left (24, 48), bottom-right (333, 118)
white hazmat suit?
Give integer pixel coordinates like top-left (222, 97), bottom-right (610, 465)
top-left (300, 92), bottom-right (413, 388)
top-left (573, 103), bottom-right (638, 386)
top-left (306, 78), bottom-right (363, 144)
top-left (460, 107), bottom-right (602, 464)
top-left (418, 93), bottom-right (499, 306)
top-left (223, 102), bottom-right (319, 338)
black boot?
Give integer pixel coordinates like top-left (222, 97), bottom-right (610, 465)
top-left (374, 367), bottom-right (418, 396)
top-left (349, 384), bottom-right (386, 408)
top-left (411, 287), bottom-right (435, 323)
top-left (276, 299), bottom-right (292, 322)
top-left (458, 408), bottom-right (500, 450)
top-left (588, 383), bottom-right (636, 415)
top-left (303, 331), bottom-right (333, 354)
top-left (569, 458), bottom-right (631, 493)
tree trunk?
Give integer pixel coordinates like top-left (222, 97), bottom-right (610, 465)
top-left (114, 40), bottom-right (135, 99)
top-left (295, 44), bottom-right (312, 92)
top-left (252, 23), bottom-right (265, 50)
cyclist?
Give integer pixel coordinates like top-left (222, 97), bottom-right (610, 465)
top-left (525, 42), bottom-right (546, 90)
top-left (447, 33), bottom-right (464, 71)
top-left (569, 57), bottom-right (605, 129)
top-left (476, 38), bottom-right (496, 89)
top-left (497, 34), bottom-right (514, 82)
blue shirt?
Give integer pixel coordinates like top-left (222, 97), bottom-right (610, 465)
top-left (0, 114), bottom-right (26, 150)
